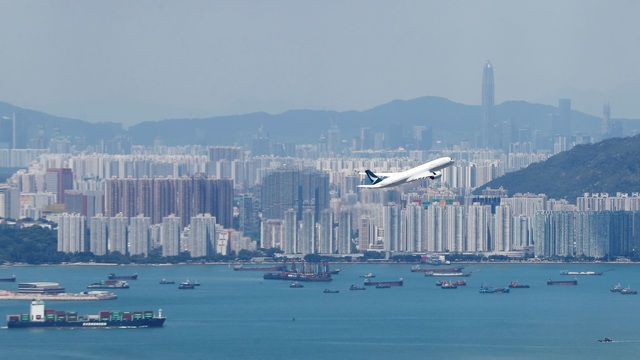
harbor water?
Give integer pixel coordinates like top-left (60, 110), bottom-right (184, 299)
top-left (1, 263), bottom-right (639, 359)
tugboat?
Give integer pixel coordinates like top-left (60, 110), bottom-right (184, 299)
top-left (440, 281), bottom-right (458, 289)
top-left (610, 283), bottom-right (622, 292)
top-left (178, 280), bottom-right (196, 289)
top-left (620, 286), bottom-right (637, 295)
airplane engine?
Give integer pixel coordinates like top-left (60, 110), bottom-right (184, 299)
top-left (429, 171), bottom-right (442, 180)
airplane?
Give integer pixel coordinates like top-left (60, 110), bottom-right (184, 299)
top-left (357, 157), bottom-right (454, 189)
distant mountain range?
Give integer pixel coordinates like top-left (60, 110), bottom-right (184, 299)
top-left (474, 134), bottom-right (640, 202)
top-left (1, 97), bottom-right (639, 147)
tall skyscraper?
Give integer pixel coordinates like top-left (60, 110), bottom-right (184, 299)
top-left (482, 61), bottom-right (495, 149)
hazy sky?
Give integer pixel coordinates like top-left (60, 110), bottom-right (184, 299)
top-left (1, 1), bottom-right (639, 126)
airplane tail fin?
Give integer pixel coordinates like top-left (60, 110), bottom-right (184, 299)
top-left (364, 170), bottom-right (383, 185)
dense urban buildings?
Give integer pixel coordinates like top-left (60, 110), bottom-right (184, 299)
top-left (1, 62), bottom-right (638, 261)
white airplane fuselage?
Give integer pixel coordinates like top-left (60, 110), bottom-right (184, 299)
top-left (358, 157), bottom-right (455, 189)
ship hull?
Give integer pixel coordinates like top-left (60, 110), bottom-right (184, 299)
top-left (8, 318), bottom-right (165, 329)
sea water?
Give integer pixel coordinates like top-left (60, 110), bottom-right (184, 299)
top-left (1, 263), bottom-right (639, 359)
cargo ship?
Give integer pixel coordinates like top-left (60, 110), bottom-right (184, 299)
top-left (349, 284), bottom-right (366, 290)
top-left (87, 280), bottom-right (129, 289)
top-left (233, 264), bottom-right (286, 271)
top-left (0, 275), bottom-right (16, 282)
top-left (364, 278), bottom-right (403, 287)
top-left (547, 278), bottom-right (578, 285)
top-left (508, 281), bottom-right (530, 288)
top-left (559, 270), bottom-right (603, 276)
top-left (107, 273), bottom-right (138, 280)
top-left (479, 285), bottom-right (510, 294)
top-left (411, 265), bottom-right (463, 273)
top-left (7, 300), bottom-right (165, 328)
top-left (424, 271), bottom-right (471, 277)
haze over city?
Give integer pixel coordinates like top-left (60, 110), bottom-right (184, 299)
top-left (1, 1), bottom-right (639, 126)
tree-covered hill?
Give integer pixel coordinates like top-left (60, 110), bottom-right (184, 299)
top-left (474, 134), bottom-right (640, 202)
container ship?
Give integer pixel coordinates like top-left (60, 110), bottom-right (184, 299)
top-left (7, 300), bottom-right (165, 329)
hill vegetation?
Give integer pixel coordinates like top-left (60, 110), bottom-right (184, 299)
top-left (475, 134), bottom-right (640, 202)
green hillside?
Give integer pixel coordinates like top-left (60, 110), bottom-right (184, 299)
top-left (475, 135), bottom-right (640, 202)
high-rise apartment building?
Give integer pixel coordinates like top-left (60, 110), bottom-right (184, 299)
top-left (45, 168), bottom-right (73, 204)
top-left (56, 213), bottom-right (86, 253)
top-left (89, 214), bottom-right (109, 255)
top-left (129, 215), bottom-right (151, 256)
top-left (161, 215), bottom-right (181, 257)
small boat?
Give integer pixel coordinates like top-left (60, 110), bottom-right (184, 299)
top-left (610, 283), bottom-right (622, 292)
top-left (375, 284), bottom-right (391, 289)
top-left (323, 289), bottom-right (339, 293)
top-left (0, 275), bottom-right (16, 282)
top-left (349, 284), bottom-right (366, 290)
top-left (178, 280), bottom-right (196, 289)
top-left (290, 282), bottom-right (304, 288)
top-left (621, 286), bottom-right (637, 295)
top-left (440, 281), bottom-right (458, 289)
top-left (359, 273), bottom-right (376, 278)
top-left (159, 279), bottom-right (175, 285)
top-left (598, 337), bottom-right (613, 343)
top-left (508, 281), bottom-right (530, 288)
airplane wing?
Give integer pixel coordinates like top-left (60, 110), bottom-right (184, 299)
top-left (357, 184), bottom-right (384, 189)
top-left (357, 172), bottom-right (396, 177)
top-left (407, 171), bottom-right (440, 182)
